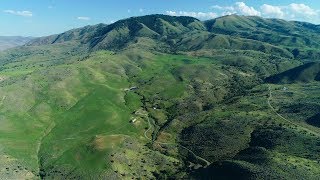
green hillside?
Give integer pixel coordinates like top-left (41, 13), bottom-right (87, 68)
top-left (27, 14), bottom-right (320, 61)
top-left (0, 14), bottom-right (320, 179)
top-left (265, 62), bottom-right (320, 83)
top-left (206, 15), bottom-right (319, 46)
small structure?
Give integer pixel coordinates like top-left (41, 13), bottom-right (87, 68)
top-left (129, 86), bottom-right (138, 91)
top-left (132, 118), bottom-right (137, 123)
top-left (130, 118), bottom-right (137, 123)
top-left (124, 86), bottom-right (139, 91)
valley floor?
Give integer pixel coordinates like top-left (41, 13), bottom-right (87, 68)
top-left (0, 49), bottom-right (319, 179)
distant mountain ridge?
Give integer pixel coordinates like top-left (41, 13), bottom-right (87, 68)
top-left (0, 36), bottom-right (33, 51)
top-left (27, 14), bottom-right (320, 61)
top-left (27, 15), bottom-right (203, 51)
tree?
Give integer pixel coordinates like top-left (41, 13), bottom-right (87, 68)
top-left (292, 48), bottom-right (300, 58)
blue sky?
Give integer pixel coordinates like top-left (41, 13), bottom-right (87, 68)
top-left (0, 0), bottom-right (319, 37)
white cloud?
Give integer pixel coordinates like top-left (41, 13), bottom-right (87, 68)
top-left (210, 2), bottom-right (319, 24)
top-left (166, 11), bottom-right (217, 20)
top-left (212, 5), bottom-right (234, 11)
top-left (260, 4), bottom-right (284, 18)
top-left (77, 16), bottom-right (90, 21)
top-left (289, 3), bottom-right (317, 16)
top-left (211, 5), bottom-right (223, 10)
top-left (210, 2), bottom-right (260, 16)
top-left (235, 2), bottom-right (261, 16)
top-left (139, 8), bottom-right (144, 13)
top-left (4, 10), bottom-right (33, 17)
top-left (287, 3), bottom-right (319, 23)
top-left (258, 3), bottom-right (319, 23)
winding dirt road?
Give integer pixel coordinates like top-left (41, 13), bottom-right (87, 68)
top-left (267, 85), bottom-right (320, 137)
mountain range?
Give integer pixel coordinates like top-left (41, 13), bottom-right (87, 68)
top-left (0, 36), bottom-right (33, 51)
top-left (28, 14), bottom-right (320, 61)
top-left (0, 14), bottom-right (320, 179)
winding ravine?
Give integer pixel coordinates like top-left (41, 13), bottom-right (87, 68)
top-left (137, 111), bottom-right (211, 166)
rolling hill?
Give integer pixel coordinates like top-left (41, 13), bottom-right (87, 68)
top-left (0, 14), bottom-right (320, 179)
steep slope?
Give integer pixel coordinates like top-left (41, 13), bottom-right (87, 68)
top-left (0, 36), bottom-right (33, 51)
top-left (265, 62), bottom-right (320, 83)
top-left (306, 113), bottom-right (320, 127)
